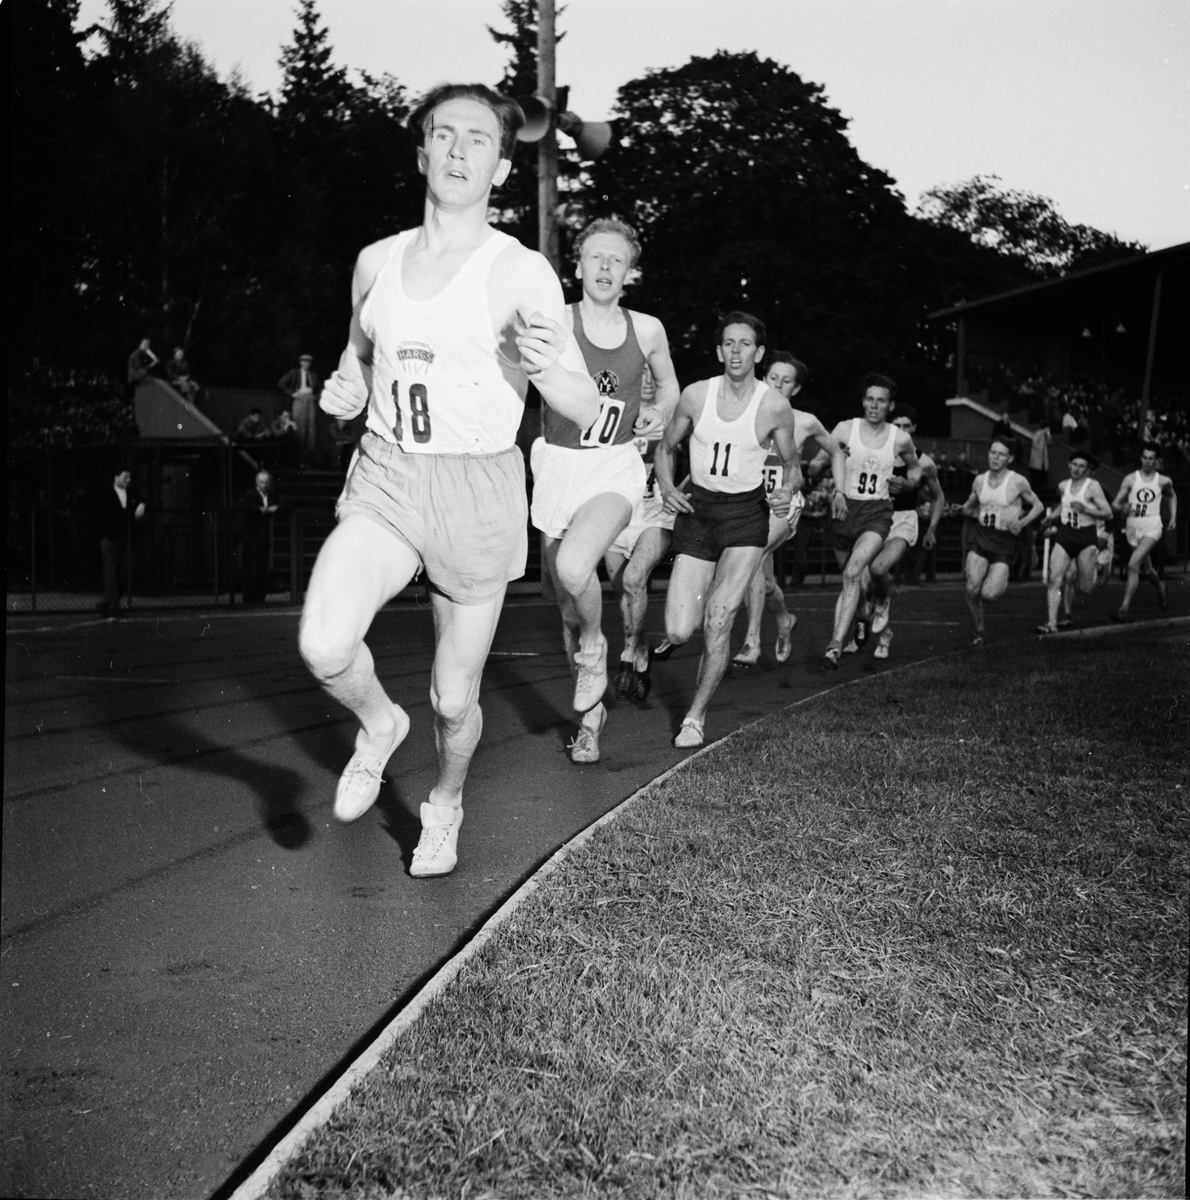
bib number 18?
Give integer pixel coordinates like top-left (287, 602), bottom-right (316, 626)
top-left (391, 381), bottom-right (433, 444)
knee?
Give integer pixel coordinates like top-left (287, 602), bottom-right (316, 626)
top-left (553, 544), bottom-right (593, 597)
top-left (843, 561), bottom-right (866, 587)
top-left (431, 677), bottom-right (479, 725)
top-left (298, 615), bottom-right (356, 682)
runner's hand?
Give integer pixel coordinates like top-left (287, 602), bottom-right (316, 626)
top-left (661, 485), bottom-right (694, 515)
top-left (515, 310), bottom-right (565, 376)
top-left (320, 368), bottom-right (368, 418)
top-left (633, 406), bottom-right (666, 438)
top-left (923, 529), bottom-right (937, 550)
top-left (768, 485), bottom-right (793, 517)
top-left (830, 493), bottom-right (848, 521)
top-left (887, 475), bottom-right (910, 496)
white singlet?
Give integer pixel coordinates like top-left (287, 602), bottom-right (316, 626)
top-left (1125, 472), bottom-right (1162, 522)
top-left (359, 228), bottom-right (525, 454)
top-left (843, 422), bottom-right (897, 501)
top-left (1059, 478), bottom-right (1096, 529)
top-left (976, 471), bottom-right (1023, 531)
top-left (689, 377), bottom-right (772, 494)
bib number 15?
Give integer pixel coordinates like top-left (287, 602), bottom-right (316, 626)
top-left (391, 381), bottom-right (433, 444)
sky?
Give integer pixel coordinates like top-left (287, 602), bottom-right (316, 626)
top-left (76, 0), bottom-right (1190, 250)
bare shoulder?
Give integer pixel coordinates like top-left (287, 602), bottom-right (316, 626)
top-left (895, 427), bottom-right (917, 456)
top-left (492, 238), bottom-right (565, 316)
top-left (680, 378), bottom-right (709, 413)
top-left (831, 417), bottom-right (853, 442)
top-left (919, 451), bottom-right (938, 475)
top-left (626, 309), bottom-right (667, 346)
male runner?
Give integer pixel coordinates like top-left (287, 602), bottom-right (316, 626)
top-left (959, 437), bottom-right (1043, 645)
top-left (654, 312), bottom-right (800, 748)
top-left (732, 352), bottom-right (843, 669)
top-left (865, 404), bottom-right (944, 659)
top-left (1037, 449), bottom-right (1112, 634)
top-left (821, 375), bottom-right (920, 670)
top-left (532, 218), bottom-right (679, 764)
top-left (1109, 444), bottom-right (1176, 621)
top-left (300, 84), bottom-right (599, 877)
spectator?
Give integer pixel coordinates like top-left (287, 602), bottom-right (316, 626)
top-left (238, 469), bottom-right (280, 605)
top-left (95, 468), bottom-right (146, 616)
top-left (1027, 423), bottom-right (1052, 498)
top-left (235, 407), bottom-right (268, 441)
top-left (126, 337), bottom-right (159, 395)
top-left (166, 347), bottom-right (199, 402)
top-left (278, 353), bottom-right (320, 457)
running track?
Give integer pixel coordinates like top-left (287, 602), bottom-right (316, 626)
top-left (2, 578), bottom-right (1185, 1199)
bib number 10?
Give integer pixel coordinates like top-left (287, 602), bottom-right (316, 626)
top-left (391, 381), bottom-right (433, 444)
top-left (581, 397), bottom-right (625, 447)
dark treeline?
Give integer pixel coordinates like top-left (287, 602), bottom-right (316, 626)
top-left (6, 0), bottom-right (1145, 449)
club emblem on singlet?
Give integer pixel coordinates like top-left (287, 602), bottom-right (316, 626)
top-left (396, 342), bottom-right (435, 375)
top-left (593, 369), bottom-right (620, 397)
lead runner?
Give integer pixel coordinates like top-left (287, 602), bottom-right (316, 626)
top-left (299, 84), bottom-right (599, 877)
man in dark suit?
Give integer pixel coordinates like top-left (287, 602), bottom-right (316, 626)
top-left (96, 469), bottom-right (146, 615)
top-left (238, 469), bottom-right (280, 604)
top-left (278, 354), bottom-right (320, 457)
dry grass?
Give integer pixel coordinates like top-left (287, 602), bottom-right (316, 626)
top-left (272, 635), bottom-right (1188, 1199)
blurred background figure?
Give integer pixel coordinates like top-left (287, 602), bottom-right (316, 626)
top-left (126, 336), bottom-right (159, 396)
top-left (166, 346), bottom-right (199, 401)
top-left (96, 468), bottom-right (146, 616)
top-left (279, 353), bottom-right (320, 458)
top-left (238, 469), bottom-right (280, 605)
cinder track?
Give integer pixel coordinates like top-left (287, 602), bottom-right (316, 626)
top-left (2, 579), bottom-right (1184, 1199)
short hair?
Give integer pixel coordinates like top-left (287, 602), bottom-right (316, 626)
top-left (989, 436), bottom-right (1015, 456)
top-left (299, 353), bottom-right (313, 362)
top-left (717, 310), bottom-right (766, 346)
top-left (1141, 442), bottom-right (1161, 456)
top-left (409, 83), bottom-right (524, 160)
top-left (249, 407), bottom-right (262, 416)
top-left (1068, 449), bottom-right (1098, 469)
top-left (766, 350), bottom-right (810, 387)
top-left (862, 372), bottom-right (898, 400)
top-left (573, 217), bottom-right (642, 268)
top-left (894, 402), bottom-right (917, 425)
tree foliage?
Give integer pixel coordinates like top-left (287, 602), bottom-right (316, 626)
top-left (917, 174), bottom-right (1145, 279)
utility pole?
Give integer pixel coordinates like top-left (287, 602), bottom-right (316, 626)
top-left (536, 0), bottom-right (559, 273)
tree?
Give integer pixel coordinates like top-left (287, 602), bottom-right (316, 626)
top-left (917, 175), bottom-right (1146, 279)
top-left (587, 51), bottom-right (924, 415)
top-left (277, 0), bottom-right (353, 134)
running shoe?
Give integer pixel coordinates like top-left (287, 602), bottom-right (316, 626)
top-left (969, 633), bottom-right (986, 647)
top-left (651, 638), bottom-right (676, 662)
top-left (774, 614), bottom-right (797, 663)
top-left (1109, 611), bottom-right (1128, 624)
top-left (333, 706), bottom-right (411, 823)
top-left (674, 716), bottom-right (705, 749)
top-left (871, 598), bottom-right (891, 634)
top-left (842, 639), bottom-right (859, 654)
top-left (568, 703), bottom-right (606, 764)
top-left (1037, 624), bottom-right (1058, 635)
top-left (854, 618), bottom-right (870, 648)
top-left (822, 646), bottom-right (841, 671)
top-left (1057, 617), bottom-right (1073, 629)
top-left (614, 661), bottom-right (638, 700)
top-left (572, 634), bottom-right (608, 713)
top-left (410, 802), bottom-right (463, 877)
top-left (873, 629), bottom-right (893, 660)
top-left (731, 647), bottom-right (761, 669)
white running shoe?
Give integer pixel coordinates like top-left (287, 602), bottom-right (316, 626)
top-left (842, 639), bottom-right (859, 654)
top-left (568, 703), bottom-right (606, 764)
top-left (333, 706), bottom-right (411, 823)
top-left (674, 716), bottom-right (705, 749)
top-left (410, 802), bottom-right (463, 877)
top-left (874, 629), bottom-right (893, 659)
top-left (871, 598), bottom-right (891, 634)
top-left (572, 634), bottom-right (608, 713)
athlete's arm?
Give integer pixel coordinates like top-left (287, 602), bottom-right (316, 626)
top-left (498, 247), bottom-right (600, 429)
top-left (654, 385), bottom-right (700, 515)
top-left (920, 457), bottom-right (945, 550)
top-left (805, 418), bottom-right (846, 492)
top-left (828, 420), bottom-right (850, 520)
top-left (632, 314), bottom-right (680, 436)
top-left (895, 430), bottom-right (922, 488)
top-left (1079, 480), bottom-right (1114, 522)
top-left (320, 239), bottom-right (390, 418)
top-left (960, 476), bottom-right (982, 522)
top-left (1006, 477), bottom-right (1044, 534)
top-left (1110, 473), bottom-right (1134, 517)
top-left (765, 401), bottom-right (802, 517)
top-left (1161, 476), bottom-right (1178, 530)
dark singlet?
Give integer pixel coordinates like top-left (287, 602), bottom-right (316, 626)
top-left (892, 461), bottom-right (922, 512)
top-left (543, 305), bottom-right (646, 450)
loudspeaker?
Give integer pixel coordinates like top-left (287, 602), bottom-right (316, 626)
top-left (515, 95), bottom-right (552, 143)
top-left (571, 120), bottom-right (614, 161)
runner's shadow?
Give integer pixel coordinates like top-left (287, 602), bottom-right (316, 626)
top-left (482, 658), bottom-right (575, 750)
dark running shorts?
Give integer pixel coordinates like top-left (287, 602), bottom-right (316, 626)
top-left (831, 498), bottom-right (894, 553)
top-left (670, 485), bottom-right (769, 562)
top-left (967, 522), bottom-right (1017, 567)
top-left (1053, 525), bottom-right (1098, 558)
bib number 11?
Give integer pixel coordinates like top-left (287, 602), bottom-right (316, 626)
top-left (391, 381), bottom-right (433, 444)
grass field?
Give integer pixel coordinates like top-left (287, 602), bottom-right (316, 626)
top-left (269, 631), bottom-right (1188, 1200)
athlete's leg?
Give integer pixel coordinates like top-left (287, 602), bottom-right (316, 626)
top-left (299, 515), bottom-right (421, 749)
top-left (736, 514), bottom-right (793, 664)
top-left (827, 532), bottom-right (886, 653)
top-left (425, 588), bottom-right (506, 808)
top-left (684, 546), bottom-right (765, 727)
top-left (1073, 544), bottom-right (1098, 598)
top-left (965, 550), bottom-right (990, 638)
top-left (980, 561), bottom-right (1012, 603)
top-left (616, 526), bottom-right (671, 671)
top-left (665, 553), bottom-right (717, 647)
top-left (1118, 536), bottom-right (1160, 615)
top-left (1044, 542), bottom-right (1073, 630)
top-left (869, 535), bottom-right (912, 632)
